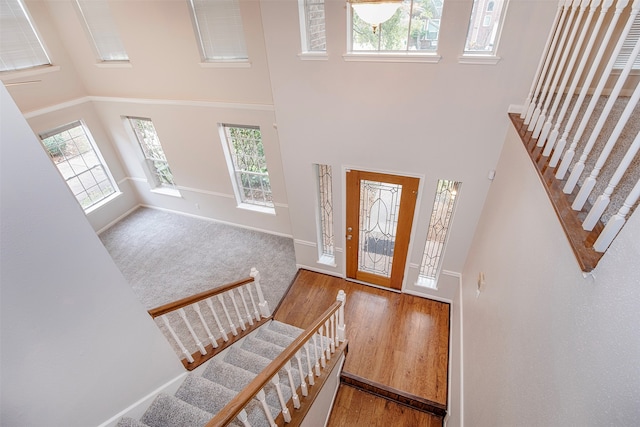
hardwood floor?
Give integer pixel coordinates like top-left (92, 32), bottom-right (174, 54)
top-left (274, 269), bottom-right (450, 409)
top-left (326, 384), bottom-right (443, 427)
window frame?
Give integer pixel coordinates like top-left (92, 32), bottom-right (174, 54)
top-left (314, 164), bottom-right (335, 265)
top-left (39, 120), bottom-right (120, 212)
top-left (460, 0), bottom-right (509, 63)
top-left (219, 123), bottom-right (275, 213)
top-left (298, 0), bottom-right (328, 59)
top-left (74, 0), bottom-right (130, 64)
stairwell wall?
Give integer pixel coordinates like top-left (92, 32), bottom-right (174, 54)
top-left (0, 86), bottom-right (185, 427)
top-left (460, 125), bottom-right (640, 426)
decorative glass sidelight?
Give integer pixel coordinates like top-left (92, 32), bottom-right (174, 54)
top-left (358, 180), bottom-right (403, 278)
top-left (316, 164), bottom-right (335, 262)
top-left (419, 180), bottom-right (461, 286)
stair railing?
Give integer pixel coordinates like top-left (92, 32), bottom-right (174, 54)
top-left (207, 290), bottom-right (347, 427)
top-left (148, 267), bottom-right (271, 370)
top-left (512, 0), bottom-right (640, 271)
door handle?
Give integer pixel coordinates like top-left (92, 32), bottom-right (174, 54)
top-left (347, 227), bottom-right (353, 232)
top-left (347, 235), bottom-right (352, 240)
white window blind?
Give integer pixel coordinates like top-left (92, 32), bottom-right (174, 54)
top-left (614, 14), bottom-right (640, 70)
top-left (76, 0), bottom-right (129, 62)
top-left (0, 0), bottom-right (50, 72)
top-left (189, 0), bottom-right (248, 61)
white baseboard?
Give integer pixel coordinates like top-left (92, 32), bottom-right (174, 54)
top-left (296, 264), bottom-right (345, 278)
top-left (96, 204), bottom-right (142, 235)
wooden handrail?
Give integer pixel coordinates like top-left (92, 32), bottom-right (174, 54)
top-left (148, 277), bottom-right (254, 318)
top-left (206, 300), bottom-right (343, 427)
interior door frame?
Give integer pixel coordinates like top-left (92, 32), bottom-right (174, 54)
top-left (342, 167), bottom-right (423, 291)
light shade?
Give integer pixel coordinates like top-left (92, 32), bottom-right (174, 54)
top-left (351, 1), bottom-right (402, 32)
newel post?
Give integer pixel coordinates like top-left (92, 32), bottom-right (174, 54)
top-left (250, 267), bottom-right (270, 318)
top-left (337, 290), bottom-right (346, 342)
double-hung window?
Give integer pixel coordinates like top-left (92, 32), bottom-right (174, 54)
top-left (127, 117), bottom-right (177, 191)
top-left (349, 0), bottom-right (444, 55)
top-left (298, 0), bottom-right (326, 54)
top-left (220, 124), bottom-right (274, 211)
top-left (188, 0), bottom-right (248, 64)
top-left (40, 121), bottom-right (118, 211)
top-left (0, 0), bottom-right (51, 72)
top-left (75, 0), bottom-right (129, 63)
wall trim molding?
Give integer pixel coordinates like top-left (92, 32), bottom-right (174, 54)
top-left (175, 184), bottom-right (235, 200)
top-left (507, 104), bottom-right (524, 114)
top-left (296, 264), bottom-right (344, 278)
top-left (294, 239), bottom-right (317, 248)
top-left (141, 204), bottom-right (293, 239)
top-left (403, 288), bottom-right (453, 304)
top-left (22, 95), bottom-right (275, 118)
top-left (96, 204), bottom-right (142, 235)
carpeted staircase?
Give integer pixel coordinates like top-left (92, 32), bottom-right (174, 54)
top-left (117, 320), bottom-right (322, 427)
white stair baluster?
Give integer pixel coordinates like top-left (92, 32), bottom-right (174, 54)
top-left (572, 79), bottom-right (640, 210)
top-left (337, 290), bottom-right (346, 342)
top-left (557, 0), bottom-right (640, 180)
top-left (317, 327), bottom-right (327, 368)
top-left (594, 177), bottom-right (640, 251)
top-left (256, 389), bottom-right (277, 427)
top-left (295, 350), bottom-right (309, 396)
top-left (237, 286), bottom-right (254, 326)
top-left (161, 315), bottom-right (194, 363)
top-left (583, 131), bottom-right (640, 230)
top-left (538, 0), bottom-right (599, 147)
top-left (329, 316), bottom-right (335, 354)
top-left (193, 302), bottom-right (218, 349)
top-left (525, 0), bottom-right (574, 124)
top-left (521, 0), bottom-right (567, 119)
top-left (304, 342), bottom-right (317, 384)
top-left (271, 374), bottom-right (291, 423)
top-left (205, 297), bottom-right (229, 342)
top-left (229, 289), bottom-right (247, 331)
top-left (312, 334), bottom-right (322, 374)
top-left (284, 361), bottom-right (300, 409)
top-left (544, 0), bottom-right (614, 157)
top-left (218, 294), bottom-right (238, 336)
top-left (324, 320), bottom-right (332, 360)
top-left (532, 0), bottom-right (590, 139)
top-left (178, 308), bottom-right (206, 355)
top-left (529, 0), bottom-right (579, 129)
top-left (251, 268), bottom-right (270, 318)
top-left (237, 409), bottom-right (251, 427)
top-left (246, 282), bottom-right (261, 322)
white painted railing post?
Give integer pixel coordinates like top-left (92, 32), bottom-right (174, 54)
top-left (237, 409), bottom-right (251, 427)
top-left (337, 290), bottom-right (346, 342)
top-left (271, 374), bottom-right (291, 423)
top-left (237, 286), bottom-right (254, 326)
top-left (178, 308), bottom-right (206, 355)
top-left (251, 268), bottom-right (270, 318)
top-left (205, 297), bottom-right (229, 342)
top-left (294, 349), bottom-right (309, 396)
top-left (256, 389), bottom-right (277, 427)
top-left (229, 289), bottom-right (247, 331)
top-left (593, 177), bottom-right (640, 251)
top-left (161, 315), bottom-right (194, 363)
top-left (193, 302), bottom-right (218, 349)
top-left (284, 361), bottom-right (301, 409)
top-left (218, 294), bottom-right (238, 336)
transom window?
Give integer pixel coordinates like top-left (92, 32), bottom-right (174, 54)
top-left (220, 124), bottom-right (273, 210)
top-left (127, 117), bottom-right (177, 189)
top-left (298, 0), bottom-right (326, 53)
top-left (40, 121), bottom-right (117, 211)
top-left (75, 0), bottom-right (129, 62)
top-left (463, 0), bottom-right (508, 55)
top-left (418, 179), bottom-right (461, 288)
top-left (188, 0), bottom-right (248, 62)
top-left (0, 0), bottom-right (51, 72)
top-left (350, 0), bottom-right (444, 52)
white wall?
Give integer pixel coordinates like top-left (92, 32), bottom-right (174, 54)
top-left (461, 126), bottom-right (640, 426)
top-left (260, 0), bottom-right (558, 288)
top-left (0, 86), bottom-right (184, 427)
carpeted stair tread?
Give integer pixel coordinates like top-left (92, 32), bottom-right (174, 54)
top-left (175, 375), bottom-right (237, 415)
top-left (116, 417), bottom-right (151, 427)
top-left (267, 320), bottom-right (304, 339)
top-left (224, 345), bottom-right (272, 374)
top-left (241, 335), bottom-right (287, 360)
top-left (256, 326), bottom-right (297, 348)
top-left (140, 393), bottom-right (212, 427)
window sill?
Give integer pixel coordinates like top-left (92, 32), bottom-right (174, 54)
top-left (416, 276), bottom-right (438, 290)
top-left (199, 60), bottom-right (251, 69)
top-left (95, 61), bottom-right (132, 69)
top-left (458, 54), bottom-right (501, 65)
top-left (0, 65), bottom-right (61, 82)
top-left (237, 203), bottom-right (276, 215)
top-left (151, 187), bottom-right (182, 198)
top-left (343, 52), bottom-right (441, 63)
top-left (85, 191), bottom-right (123, 215)
top-left (317, 254), bottom-right (336, 267)
top-left (298, 52), bottom-right (329, 61)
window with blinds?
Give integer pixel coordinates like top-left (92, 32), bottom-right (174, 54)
top-left (0, 0), bottom-right (51, 72)
top-left (188, 0), bottom-right (248, 61)
top-left (614, 14), bottom-right (640, 70)
top-left (75, 0), bottom-right (129, 62)
top-left (298, 0), bottom-right (326, 53)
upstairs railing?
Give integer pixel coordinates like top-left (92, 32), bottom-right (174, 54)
top-left (513, 0), bottom-right (640, 271)
top-left (207, 290), bottom-right (347, 427)
top-left (148, 268), bottom-right (271, 370)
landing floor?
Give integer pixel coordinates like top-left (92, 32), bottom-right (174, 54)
top-left (273, 269), bottom-right (450, 411)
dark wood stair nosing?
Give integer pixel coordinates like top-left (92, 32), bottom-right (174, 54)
top-left (340, 371), bottom-right (447, 417)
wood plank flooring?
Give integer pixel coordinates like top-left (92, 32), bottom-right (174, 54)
top-left (274, 269), bottom-right (450, 409)
top-left (327, 384), bottom-right (443, 427)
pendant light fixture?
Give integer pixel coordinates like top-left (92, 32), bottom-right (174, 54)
top-left (349, 0), bottom-right (403, 34)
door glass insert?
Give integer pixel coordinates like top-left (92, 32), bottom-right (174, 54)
top-left (358, 180), bottom-right (403, 278)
